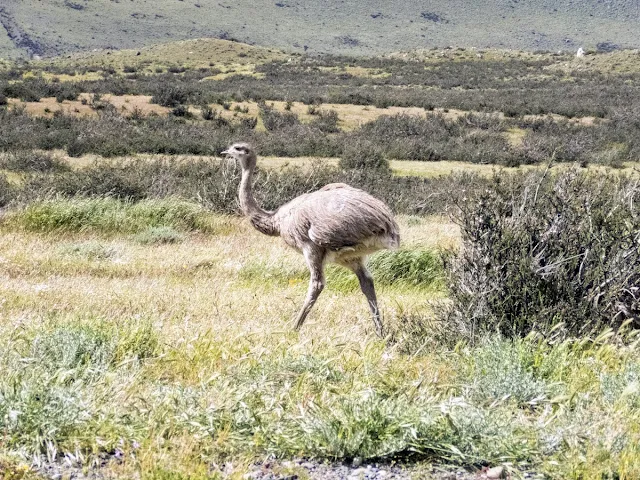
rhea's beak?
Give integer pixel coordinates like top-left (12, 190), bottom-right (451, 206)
top-left (221, 149), bottom-right (230, 155)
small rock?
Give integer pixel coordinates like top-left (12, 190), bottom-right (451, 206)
top-left (300, 462), bottom-right (315, 470)
top-left (352, 457), bottom-right (363, 467)
top-left (486, 466), bottom-right (505, 479)
top-left (243, 472), bottom-right (262, 480)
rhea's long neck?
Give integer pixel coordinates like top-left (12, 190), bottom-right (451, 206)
top-left (239, 167), bottom-right (279, 236)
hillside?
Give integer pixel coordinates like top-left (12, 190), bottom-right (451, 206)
top-left (1, 0), bottom-right (639, 59)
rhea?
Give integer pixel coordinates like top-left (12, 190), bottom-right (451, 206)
top-left (222, 143), bottom-right (400, 336)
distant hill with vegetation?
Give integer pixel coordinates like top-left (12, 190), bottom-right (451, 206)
top-left (1, 0), bottom-right (639, 59)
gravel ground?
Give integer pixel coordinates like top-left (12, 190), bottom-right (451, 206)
top-left (34, 457), bottom-right (529, 479)
top-left (241, 459), bottom-right (511, 480)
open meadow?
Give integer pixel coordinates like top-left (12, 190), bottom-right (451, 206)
top-left (1, 41), bottom-right (640, 479)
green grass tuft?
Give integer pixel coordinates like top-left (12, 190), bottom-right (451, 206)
top-left (57, 241), bottom-right (119, 260)
top-left (369, 249), bottom-right (443, 288)
top-left (3, 197), bottom-right (218, 234)
top-left (240, 249), bottom-right (443, 293)
top-left (133, 226), bottom-right (187, 244)
top-left (328, 249), bottom-right (444, 292)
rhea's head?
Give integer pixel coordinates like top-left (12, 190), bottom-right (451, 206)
top-left (221, 142), bottom-right (257, 171)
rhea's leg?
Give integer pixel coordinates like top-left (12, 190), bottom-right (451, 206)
top-left (293, 247), bottom-right (326, 331)
top-left (345, 259), bottom-right (383, 336)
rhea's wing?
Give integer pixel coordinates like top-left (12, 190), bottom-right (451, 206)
top-left (277, 185), bottom-right (399, 251)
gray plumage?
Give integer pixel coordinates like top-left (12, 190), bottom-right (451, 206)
top-left (221, 142), bottom-right (400, 335)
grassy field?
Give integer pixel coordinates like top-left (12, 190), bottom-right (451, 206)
top-left (0, 145), bottom-right (639, 480)
top-left (1, 0), bottom-right (639, 59)
top-left (1, 198), bottom-right (640, 479)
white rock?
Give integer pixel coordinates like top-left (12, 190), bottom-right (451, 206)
top-left (486, 465), bottom-right (505, 479)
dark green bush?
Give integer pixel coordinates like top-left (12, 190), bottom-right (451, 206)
top-left (170, 105), bottom-right (192, 118)
top-left (0, 173), bottom-right (14, 207)
top-left (259, 103), bottom-right (302, 131)
top-left (2, 81), bottom-right (42, 102)
top-left (0, 97), bottom-right (637, 165)
top-left (445, 169), bottom-right (640, 339)
top-left (339, 141), bottom-right (390, 172)
top-left (151, 85), bottom-right (189, 107)
top-left (0, 151), bottom-right (68, 172)
top-left (310, 109), bottom-right (340, 133)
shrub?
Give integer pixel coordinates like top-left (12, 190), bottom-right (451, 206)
top-left (259, 103), bottom-right (301, 131)
top-left (170, 104), bottom-right (192, 118)
top-left (2, 81), bottom-right (42, 102)
top-left (0, 173), bottom-right (14, 207)
top-left (201, 106), bottom-right (230, 127)
top-left (151, 84), bottom-right (188, 107)
top-left (356, 114), bottom-right (449, 161)
top-left (339, 141), bottom-right (390, 172)
top-left (444, 169), bottom-right (640, 339)
top-left (17, 156), bottom-right (474, 217)
top-left (200, 104), bottom-right (216, 120)
top-left (0, 151), bottom-right (68, 172)
top-left (591, 143), bottom-right (630, 168)
top-left (310, 109), bottom-right (340, 133)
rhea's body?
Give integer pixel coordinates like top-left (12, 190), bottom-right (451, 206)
top-left (252, 183), bottom-right (399, 261)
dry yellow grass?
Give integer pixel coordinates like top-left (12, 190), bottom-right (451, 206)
top-left (317, 65), bottom-right (391, 79)
top-left (0, 214), bottom-right (455, 340)
top-left (548, 49), bottom-right (640, 75)
top-left (39, 38), bottom-right (288, 72)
